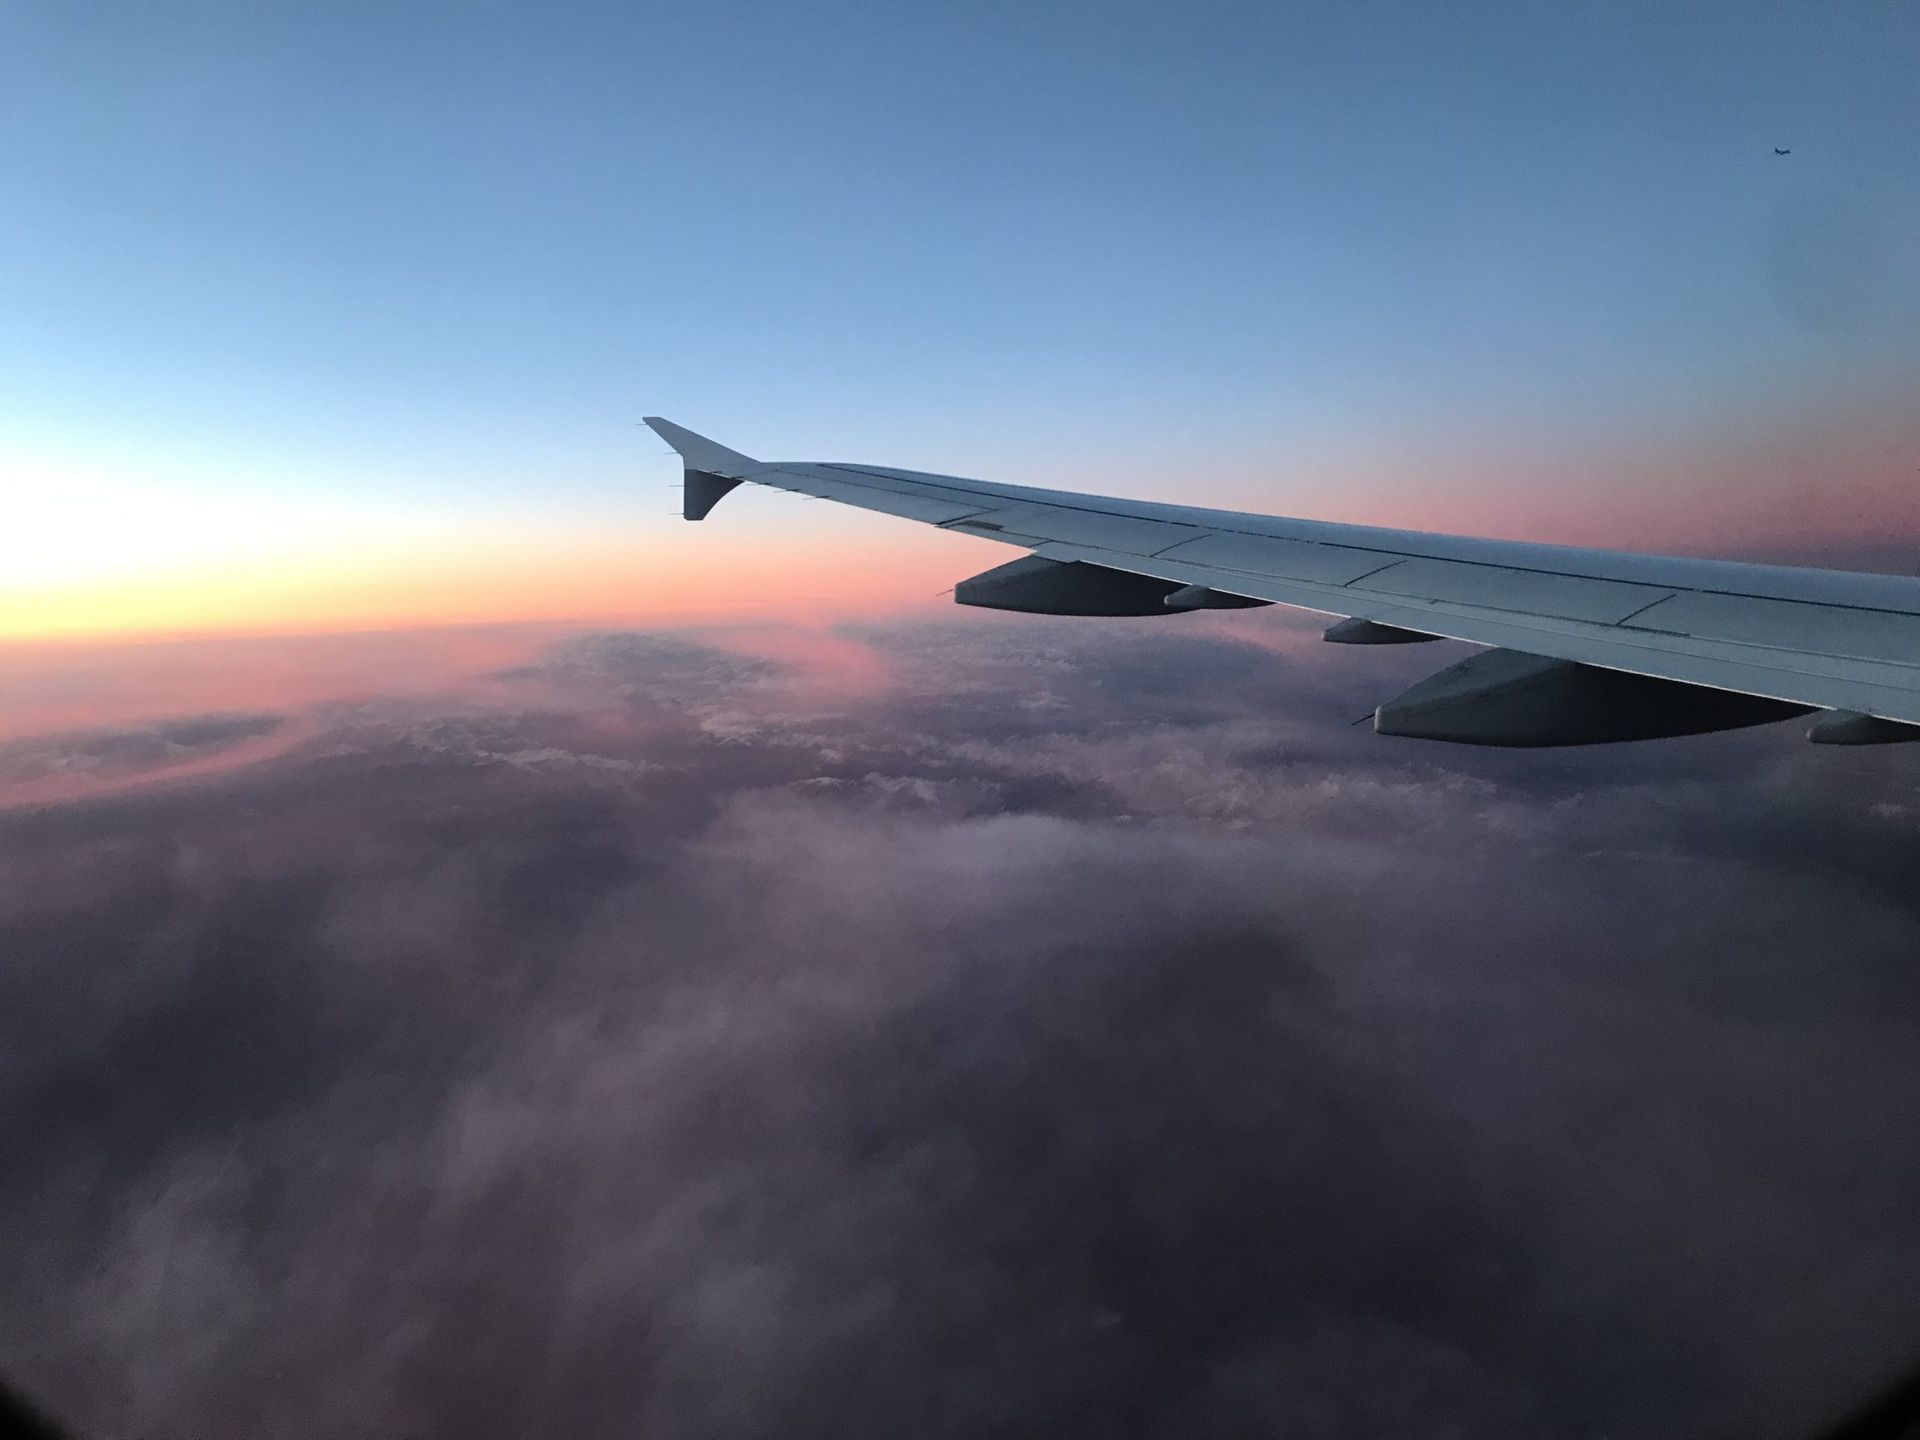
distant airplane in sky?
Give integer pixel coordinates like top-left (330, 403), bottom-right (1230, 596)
top-left (647, 419), bottom-right (1920, 748)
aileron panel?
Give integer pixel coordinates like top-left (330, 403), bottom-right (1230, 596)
top-left (1624, 592), bottom-right (1920, 668)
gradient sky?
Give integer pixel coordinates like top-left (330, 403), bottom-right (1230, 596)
top-left (3, 0), bottom-right (1919, 639)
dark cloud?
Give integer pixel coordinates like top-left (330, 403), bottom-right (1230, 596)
top-left (0, 712), bottom-right (284, 794)
top-left (2, 616), bottom-right (1919, 1439)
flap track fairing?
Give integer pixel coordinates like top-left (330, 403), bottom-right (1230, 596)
top-left (1323, 617), bottom-right (1439, 644)
top-left (1163, 584), bottom-right (1270, 611)
top-left (1375, 649), bottom-right (1811, 747)
top-left (954, 556), bottom-right (1185, 616)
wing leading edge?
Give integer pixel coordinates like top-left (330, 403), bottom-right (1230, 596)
top-left (644, 418), bottom-right (1920, 747)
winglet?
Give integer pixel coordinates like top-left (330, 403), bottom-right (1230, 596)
top-left (643, 417), bottom-right (760, 521)
top-left (643, 418), bottom-right (756, 476)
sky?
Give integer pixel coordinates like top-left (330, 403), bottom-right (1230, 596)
top-left (6, 8), bottom-right (1920, 1438)
top-left (3, 0), bottom-right (1919, 641)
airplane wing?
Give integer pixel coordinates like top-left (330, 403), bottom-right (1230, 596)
top-left (645, 417), bottom-right (1920, 747)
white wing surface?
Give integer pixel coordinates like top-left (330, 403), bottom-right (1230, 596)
top-left (645, 418), bottom-right (1920, 747)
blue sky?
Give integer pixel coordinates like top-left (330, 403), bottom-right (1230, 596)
top-left (2, 0), bottom-right (1917, 626)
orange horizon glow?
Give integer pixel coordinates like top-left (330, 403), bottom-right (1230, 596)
top-left (9, 403), bottom-right (1920, 650)
top-left (13, 479), bottom-right (1919, 651)
top-left (0, 525), bottom-right (990, 647)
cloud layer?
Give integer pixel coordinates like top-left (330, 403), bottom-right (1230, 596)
top-left (3, 615), bottom-right (1920, 1439)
